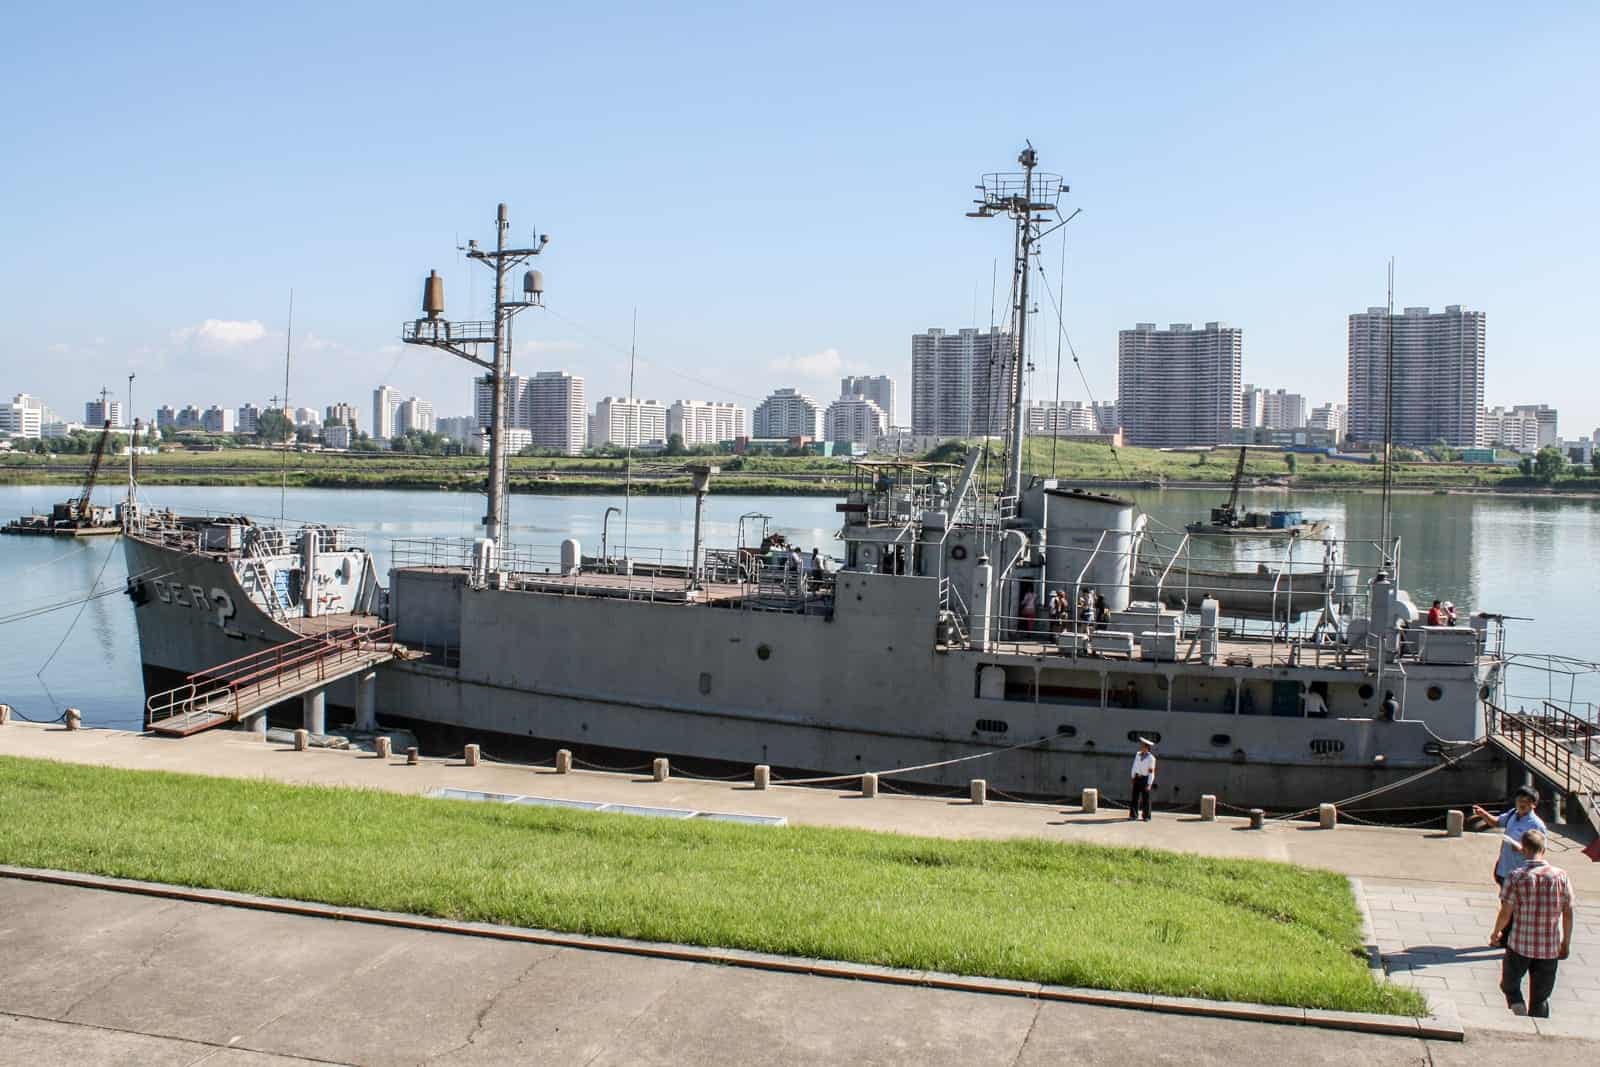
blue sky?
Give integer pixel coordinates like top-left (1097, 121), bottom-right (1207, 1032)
top-left (3, 2), bottom-right (1596, 434)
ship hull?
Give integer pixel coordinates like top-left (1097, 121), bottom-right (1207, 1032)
top-left (124, 534), bottom-right (1507, 811)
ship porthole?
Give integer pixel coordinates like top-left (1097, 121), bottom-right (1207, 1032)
top-left (951, 545), bottom-right (968, 560)
top-left (1358, 683), bottom-right (1375, 701)
top-left (1479, 685), bottom-right (1490, 701)
top-left (756, 644), bottom-right (772, 661)
top-left (1426, 685), bottom-right (1443, 702)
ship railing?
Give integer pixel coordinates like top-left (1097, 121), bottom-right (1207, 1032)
top-left (1486, 702), bottom-right (1600, 799)
top-left (742, 558), bottom-right (835, 613)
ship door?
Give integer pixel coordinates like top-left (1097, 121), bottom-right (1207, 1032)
top-left (1271, 680), bottom-right (1301, 717)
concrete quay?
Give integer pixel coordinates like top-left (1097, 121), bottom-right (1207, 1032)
top-left (3, 721), bottom-right (1598, 1058)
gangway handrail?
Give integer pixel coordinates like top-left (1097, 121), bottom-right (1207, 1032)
top-left (1487, 703), bottom-right (1600, 799)
top-left (147, 624), bottom-right (396, 730)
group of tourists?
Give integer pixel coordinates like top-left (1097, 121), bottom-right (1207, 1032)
top-left (1021, 587), bottom-right (1108, 636)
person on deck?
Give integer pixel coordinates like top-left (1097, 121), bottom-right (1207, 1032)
top-left (1129, 739), bottom-right (1156, 822)
top-left (1427, 600), bottom-right (1445, 626)
top-left (1379, 690), bottom-right (1399, 720)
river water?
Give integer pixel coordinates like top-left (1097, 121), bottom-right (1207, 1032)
top-left (2, 483), bottom-right (1596, 729)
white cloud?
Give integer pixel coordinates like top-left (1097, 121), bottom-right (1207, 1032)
top-left (173, 319), bottom-right (268, 349)
top-left (769, 347), bottom-right (844, 379)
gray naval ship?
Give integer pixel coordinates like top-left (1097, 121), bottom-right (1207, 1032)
top-left (122, 149), bottom-right (1516, 810)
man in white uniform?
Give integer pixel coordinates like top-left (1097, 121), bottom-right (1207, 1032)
top-left (1129, 738), bottom-right (1157, 822)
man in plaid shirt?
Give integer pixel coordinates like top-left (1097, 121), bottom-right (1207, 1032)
top-left (1489, 829), bottom-right (1576, 1018)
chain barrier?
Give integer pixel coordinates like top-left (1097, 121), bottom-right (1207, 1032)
top-left (769, 731), bottom-right (1060, 787)
top-left (572, 757), bottom-right (655, 774)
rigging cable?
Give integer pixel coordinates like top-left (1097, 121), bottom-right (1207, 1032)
top-left (1036, 256), bottom-right (1126, 481)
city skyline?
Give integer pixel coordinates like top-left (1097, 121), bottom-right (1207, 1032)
top-left (3, 6), bottom-right (1595, 435)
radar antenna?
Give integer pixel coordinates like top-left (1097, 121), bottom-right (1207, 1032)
top-left (401, 204), bottom-right (549, 545)
top-left (966, 143), bottom-right (1069, 500)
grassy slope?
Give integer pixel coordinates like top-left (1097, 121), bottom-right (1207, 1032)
top-left (0, 756), bottom-right (1421, 1015)
top-left (3, 442), bottom-right (1580, 493)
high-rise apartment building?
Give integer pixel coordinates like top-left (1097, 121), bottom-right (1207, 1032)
top-left (840, 375), bottom-right (896, 424)
top-left (667, 400), bottom-right (746, 446)
top-left (1241, 385), bottom-right (1307, 430)
top-left (1090, 401), bottom-right (1119, 433)
top-left (822, 396), bottom-right (887, 446)
top-left (0, 393), bottom-right (45, 438)
top-left (1026, 400), bottom-right (1098, 435)
top-left (1347, 305), bottom-right (1484, 448)
top-left (524, 371), bottom-right (586, 454)
top-left (201, 405), bottom-right (235, 434)
top-left (1510, 404), bottom-right (1558, 448)
top-left (1307, 403), bottom-right (1347, 443)
top-left (1480, 406), bottom-right (1541, 451)
top-left (474, 374), bottom-right (530, 438)
top-left (1117, 322), bottom-right (1243, 447)
top-left (293, 407), bottom-right (321, 430)
top-left (84, 397), bottom-right (125, 428)
top-left (324, 402), bottom-right (359, 430)
top-left (372, 385), bottom-right (403, 440)
top-left (910, 327), bottom-right (1011, 438)
top-left (236, 403), bottom-right (261, 435)
top-left (753, 388), bottom-right (821, 439)
top-left (436, 416), bottom-right (478, 450)
top-left (323, 424), bottom-right (353, 449)
top-left (398, 397), bottom-right (434, 435)
top-left (589, 397), bottom-right (668, 449)
top-left (156, 405), bottom-right (178, 431)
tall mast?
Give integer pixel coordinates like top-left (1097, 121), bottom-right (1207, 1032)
top-left (403, 204), bottom-right (548, 546)
top-left (968, 144), bottom-right (1067, 501)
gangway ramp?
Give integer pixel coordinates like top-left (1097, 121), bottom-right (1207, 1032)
top-left (1486, 703), bottom-right (1600, 829)
top-left (147, 624), bottom-right (403, 737)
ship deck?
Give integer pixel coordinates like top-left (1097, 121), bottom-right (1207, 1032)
top-left (964, 630), bottom-right (1492, 675)
top-left (400, 565), bottom-right (823, 609)
top-left (285, 612), bottom-right (388, 638)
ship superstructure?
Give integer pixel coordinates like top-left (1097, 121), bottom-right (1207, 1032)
top-left (122, 153), bottom-right (1529, 810)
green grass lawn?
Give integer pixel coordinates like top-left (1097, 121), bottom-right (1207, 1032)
top-left (0, 756), bottom-right (1420, 1014)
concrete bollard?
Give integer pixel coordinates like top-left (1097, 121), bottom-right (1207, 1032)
top-left (294, 728), bottom-right (309, 751)
top-left (555, 749), bottom-right (572, 774)
top-left (0, 704), bottom-right (11, 726)
top-left (464, 744), bottom-right (480, 767)
top-left (1249, 808), bottom-right (1266, 830)
top-left (1446, 809), bottom-right (1464, 837)
top-left (753, 764), bottom-right (770, 790)
top-left (1200, 794), bottom-right (1217, 821)
top-left (375, 736), bottom-right (392, 760)
top-left (1318, 803), bottom-right (1337, 830)
top-left (406, 746), bottom-right (420, 766)
top-left (861, 772), bottom-right (879, 798)
top-left (65, 708), bottom-right (81, 731)
top-left (970, 779), bottom-right (987, 805)
top-left (1081, 787), bottom-right (1098, 814)
top-left (652, 757), bottom-right (670, 782)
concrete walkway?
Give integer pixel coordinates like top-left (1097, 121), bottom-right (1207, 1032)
top-left (2, 877), bottom-right (1596, 1067)
top-left (1367, 883), bottom-right (1600, 1038)
top-left (4, 721), bottom-right (1598, 1048)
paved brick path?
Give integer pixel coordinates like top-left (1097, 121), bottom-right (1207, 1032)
top-left (1364, 881), bottom-right (1599, 1039)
